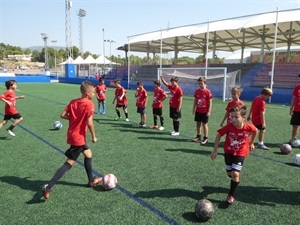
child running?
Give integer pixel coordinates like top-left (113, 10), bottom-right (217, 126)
top-left (220, 87), bottom-right (244, 127)
top-left (210, 105), bottom-right (257, 204)
top-left (95, 78), bottom-right (107, 114)
top-left (0, 80), bottom-right (25, 136)
top-left (135, 81), bottom-right (148, 127)
top-left (150, 80), bottom-right (167, 130)
top-left (42, 81), bottom-right (102, 199)
top-left (112, 80), bottom-right (129, 122)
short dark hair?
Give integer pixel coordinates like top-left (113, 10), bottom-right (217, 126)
top-left (170, 76), bottom-right (178, 82)
top-left (154, 80), bottom-right (161, 86)
top-left (5, 80), bottom-right (17, 90)
top-left (197, 76), bottom-right (206, 83)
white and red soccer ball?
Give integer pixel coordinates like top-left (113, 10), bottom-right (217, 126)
top-left (102, 174), bottom-right (118, 190)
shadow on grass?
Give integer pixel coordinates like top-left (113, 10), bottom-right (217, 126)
top-left (138, 136), bottom-right (190, 142)
top-left (0, 136), bottom-right (9, 140)
top-left (0, 176), bottom-right (98, 204)
top-left (165, 148), bottom-right (224, 157)
top-left (135, 185), bottom-right (300, 207)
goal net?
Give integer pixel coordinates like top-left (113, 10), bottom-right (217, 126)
top-left (158, 67), bottom-right (240, 102)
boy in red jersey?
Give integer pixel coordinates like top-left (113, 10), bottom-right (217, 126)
top-left (210, 105), bottom-right (257, 204)
top-left (42, 81), bottom-right (102, 199)
top-left (95, 78), bottom-right (107, 114)
top-left (192, 77), bottom-right (212, 144)
top-left (160, 75), bottom-right (183, 136)
top-left (150, 80), bottom-right (167, 130)
top-left (289, 76), bottom-right (300, 142)
top-left (135, 81), bottom-right (148, 127)
top-left (112, 80), bottom-right (129, 121)
top-left (220, 87), bottom-right (244, 127)
top-left (247, 87), bottom-right (273, 150)
top-left (0, 80), bottom-right (25, 136)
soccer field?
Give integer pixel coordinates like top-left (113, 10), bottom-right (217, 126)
top-left (0, 83), bottom-right (299, 225)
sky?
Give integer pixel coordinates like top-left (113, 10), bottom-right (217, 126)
top-left (0, 0), bottom-right (299, 59)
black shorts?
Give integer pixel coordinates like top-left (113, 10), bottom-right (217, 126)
top-left (224, 153), bottom-right (245, 172)
top-left (290, 111), bottom-right (300, 125)
top-left (153, 108), bottom-right (163, 116)
top-left (254, 124), bottom-right (265, 130)
top-left (4, 113), bottom-right (22, 121)
top-left (116, 104), bottom-right (127, 110)
top-left (65, 145), bottom-right (89, 160)
top-left (169, 107), bottom-right (181, 119)
top-left (137, 107), bottom-right (146, 114)
top-left (194, 112), bottom-right (209, 123)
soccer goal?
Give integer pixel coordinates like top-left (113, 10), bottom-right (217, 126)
top-left (158, 67), bottom-right (241, 102)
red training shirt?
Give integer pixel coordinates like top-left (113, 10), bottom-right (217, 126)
top-left (96, 84), bottom-right (107, 100)
top-left (65, 98), bottom-right (94, 146)
top-left (167, 84), bottom-right (183, 109)
top-left (193, 88), bottom-right (212, 113)
top-left (0, 90), bottom-right (18, 115)
top-left (115, 86), bottom-right (128, 105)
top-left (136, 88), bottom-right (147, 108)
top-left (225, 100), bottom-right (244, 124)
top-left (152, 87), bottom-right (166, 108)
top-left (218, 123), bottom-right (257, 157)
top-left (292, 84), bottom-right (300, 112)
top-left (250, 96), bottom-right (265, 125)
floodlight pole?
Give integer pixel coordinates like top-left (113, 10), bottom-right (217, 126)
top-left (41, 33), bottom-right (49, 70)
top-left (104, 39), bottom-right (116, 69)
top-left (102, 28), bottom-right (105, 75)
top-left (51, 40), bottom-right (57, 78)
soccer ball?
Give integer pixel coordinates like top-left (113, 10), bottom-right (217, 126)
top-left (280, 143), bottom-right (292, 155)
top-left (195, 199), bottom-right (214, 221)
top-left (102, 174), bottom-right (118, 190)
top-left (53, 121), bottom-right (63, 130)
top-left (291, 139), bottom-right (300, 148)
top-left (293, 154), bottom-right (300, 166)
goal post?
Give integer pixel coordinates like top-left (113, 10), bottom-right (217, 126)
top-left (158, 67), bottom-right (240, 102)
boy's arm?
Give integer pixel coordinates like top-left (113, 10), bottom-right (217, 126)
top-left (87, 115), bottom-right (97, 143)
top-left (290, 96), bottom-right (296, 115)
top-left (207, 98), bottom-right (212, 116)
top-left (192, 98), bottom-right (197, 114)
top-left (144, 94), bottom-right (148, 108)
top-left (260, 111), bottom-right (266, 128)
top-left (112, 95), bottom-right (116, 104)
top-left (16, 95), bottom-right (25, 99)
top-left (60, 110), bottom-right (69, 120)
top-left (220, 112), bottom-right (228, 127)
top-left (249, 128), bottom-right (258, 151)
top-left (178, 96), bottom-right (183, 111)
top-left (160, 76), bottom-right (168, 86)
top-left (247, 104), bottom-right (253, 121)
top-left (210, 133), bottom-right (221, 160)
top-left (0, 97), bottom-right (12, 106)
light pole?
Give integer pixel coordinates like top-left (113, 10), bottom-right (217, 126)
top-left (41, 33), bottom-right (49, 70)
top-left (102, 28), bottom-right (105, 75)
top-left (51, 40), bottom-right (57, 78)
top-left (104, 39), bottom-right (116, 70)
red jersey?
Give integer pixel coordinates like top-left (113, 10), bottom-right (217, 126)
top-left (136, 88), bottom-right (147, 108)
top-left (0, 90), bottom-right (18, 115)
top-left (167, 84), bottom-right (183, 108)
top-left (225, 100), bottom-right (244, 124)
top-left (152, 87), bottom-right (166, 108)
top-left (115, 86), bottom-right (128, 105)
top-left (65, 98), bottom-right (94, 146)
top-left (193, 88), bottom-right (212, 113)
top-left (96, 84), bottom-right (107, 100)
top-left (218, 123), bottom-right (257, 156)
top-left (292, 84), bottom-right (300, 112)
top-left (250, 96), bottom-right (265, 125)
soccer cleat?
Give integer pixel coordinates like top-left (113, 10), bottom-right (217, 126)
top-left (158, 126), bottom-right (164, 131)
top-left (200, 138), bottom-right (208, 145)
top-left (6, 129), bottom-right (15, 137)
top-left (171, 132), bottom-right (180, 136)
top-left (257, 143), bottom-right (270, 150)
top-left (150, 125), bottom-right (159, 129)
top-left (170, 131), bottom-right (176, 135)
top-left (192, 136), bottom-right (200, 142)
top-left (125, 118), bottom-right (129, 122)
top-left (115, 117), bottom-right (121, 121)
top-left (87, 177), bottom-right (103, 187)
top-left (142, 124), bottom-right (147, 127)
top-left (226, 195), bottom-right (235, 204)
top-left (41, 184), bottom-right (51, 199)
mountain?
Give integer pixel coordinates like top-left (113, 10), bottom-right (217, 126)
top-left (23, 46), bottom-right (65, 51)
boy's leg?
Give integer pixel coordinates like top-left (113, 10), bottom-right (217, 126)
top-left (0, 120), bottom-right (8, 129)
top-left (291, 125), bottom-right (299, 140)
top-left (201, 122), bottom-right (209, 144)
top-left (97, 102), bottom-right (101, 114)
top-left (102, 101), bottom-right (106, 114)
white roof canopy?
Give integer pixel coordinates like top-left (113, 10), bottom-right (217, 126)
top-left (121, 8), bottom-right (300, 54)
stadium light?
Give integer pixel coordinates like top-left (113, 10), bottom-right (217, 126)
top-left (104, 39), bottom-right (116, 69)
top-left (51, 40), bottom-right (57, 78)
